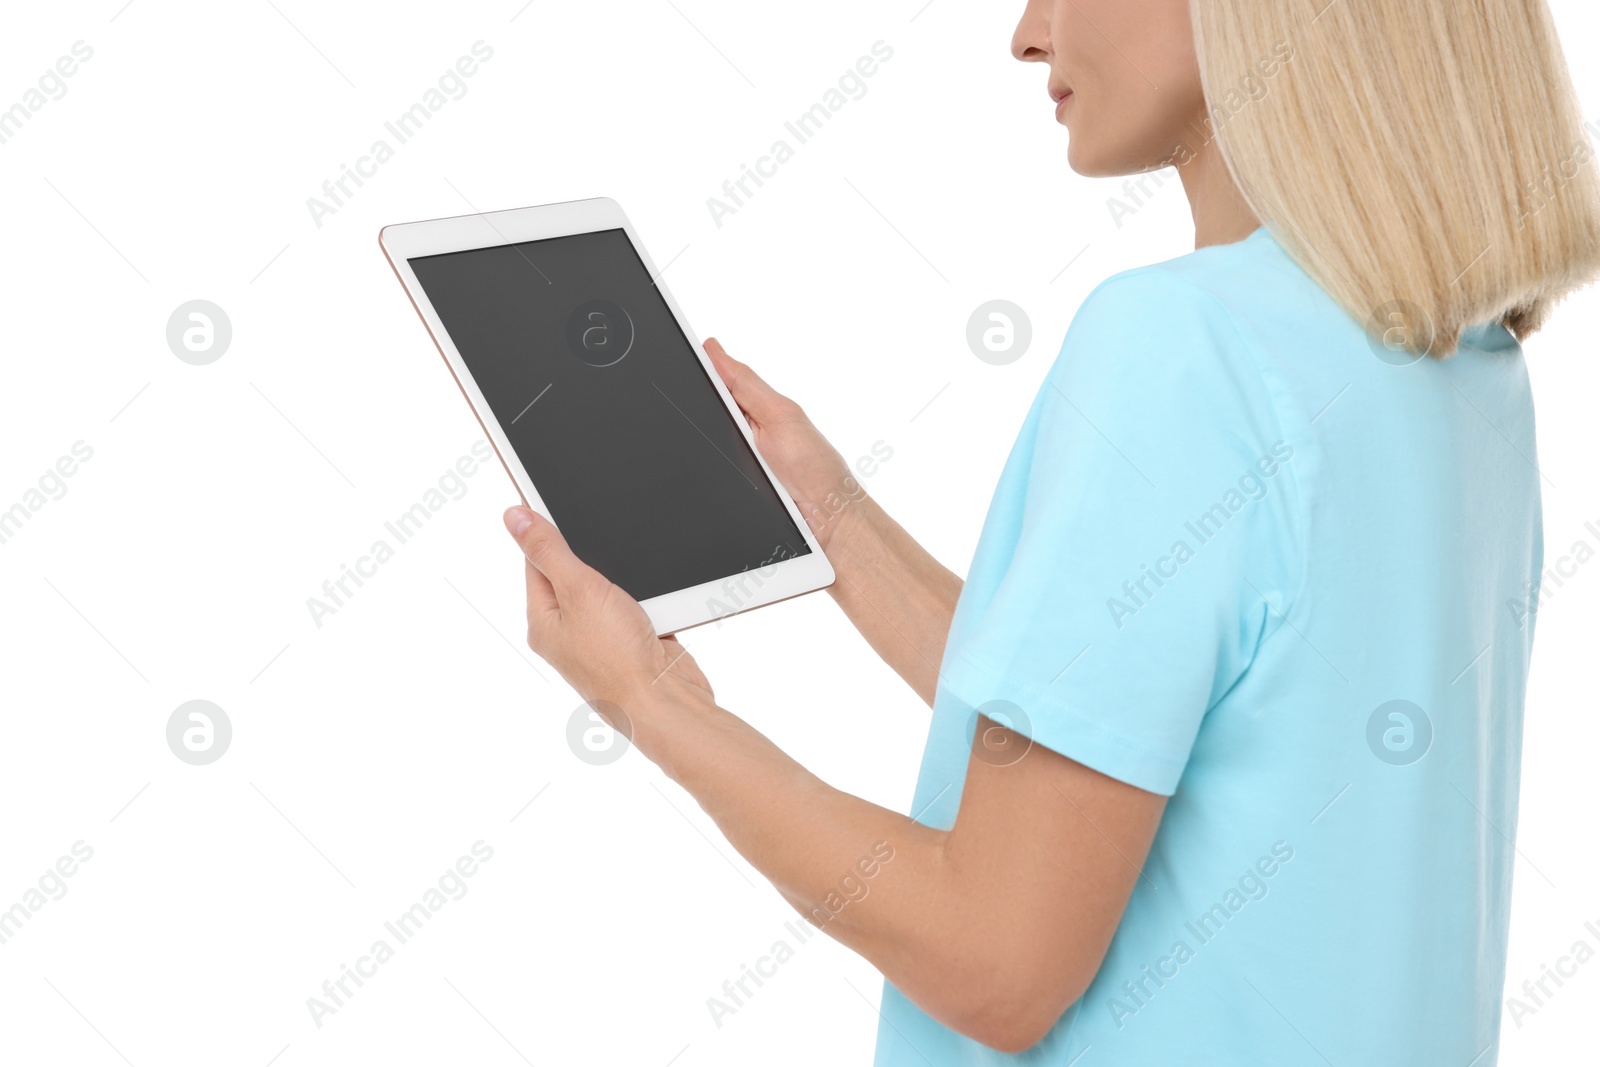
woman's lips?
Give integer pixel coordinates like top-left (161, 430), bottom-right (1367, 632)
top-left (1053, 89), bottom-right (1073, 118)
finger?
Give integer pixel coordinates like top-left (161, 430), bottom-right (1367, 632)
top-left (503, 506), bottom-right (592, 596)
top-left (658, 635), bottom-right (713, 694)
top-left (523, 550), bottom-right (558, 619)
top-left (704, 337), bottom-right (783, 420)
top-left (506, 505), bottom-right (559, 626)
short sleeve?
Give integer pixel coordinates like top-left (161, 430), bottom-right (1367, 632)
top-left (940, 269), bottom-right (1303, 795)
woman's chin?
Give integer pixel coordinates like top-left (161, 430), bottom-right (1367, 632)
top-left (1067, 138), bottom-right (1175, 180)
top-left (1065, 144), bottom-right (1120, 180)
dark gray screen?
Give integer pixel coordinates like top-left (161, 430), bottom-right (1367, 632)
top-left (409, 227), bottom-right (808, 602)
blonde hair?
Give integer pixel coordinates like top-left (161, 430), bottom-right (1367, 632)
top-left (1191, 0), bottom-right (1600, 355)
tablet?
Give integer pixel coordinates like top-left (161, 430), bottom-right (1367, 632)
top-left (380, 197), bottom-right (834, 635)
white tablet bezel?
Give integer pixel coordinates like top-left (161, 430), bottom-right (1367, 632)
top-left (380, 197), bottom-right (834, 635)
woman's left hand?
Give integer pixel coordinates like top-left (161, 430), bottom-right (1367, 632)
top-left (502, 506), bottom-right (714, 715)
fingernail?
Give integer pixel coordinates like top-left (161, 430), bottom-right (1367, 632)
top-left (504, 506), bottom-right (534, 537)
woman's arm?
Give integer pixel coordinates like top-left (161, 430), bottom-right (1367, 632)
top-left (704, 339), bottom-right (962, 705)
top-left (822, 495), bottom-right (964, 706)
top-left (503, 507), bottom-right (1166, 1052)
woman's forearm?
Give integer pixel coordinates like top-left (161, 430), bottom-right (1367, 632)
top-left (822, 495), bottom-right (964, 706)
top-left (624, 674), bottom-right (1117, 1049)
top-left (630, 676), bottom-right (974, 1025)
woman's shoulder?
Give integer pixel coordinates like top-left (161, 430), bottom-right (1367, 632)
top-left (1076, 227), bottom-right (1319, 331)
top-left (1045, 230), bottom-right (1317, 473)
top-left (1058, 225), bottom-right (1366, 419)
top-left (1058, 230), bottom-right (1305, 383)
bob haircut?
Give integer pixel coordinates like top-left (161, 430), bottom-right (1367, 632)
top-left (1191, 0), bottom-right (1600, 356)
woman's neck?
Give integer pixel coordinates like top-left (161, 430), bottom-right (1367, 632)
top-left (1177, 136), bottom-right (1260, 249)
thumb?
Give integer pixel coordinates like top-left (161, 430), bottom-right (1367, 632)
top-left (704, 337), bottom-right (787, 422)
top-left (504, 506), bottom-right (591, 592)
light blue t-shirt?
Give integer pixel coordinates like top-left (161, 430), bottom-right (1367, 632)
top-left (875, 227), bottom-right (1541, 1066)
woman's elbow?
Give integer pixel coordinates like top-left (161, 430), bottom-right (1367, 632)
top-left (961, 1011), bottom-right (1058, 1054)
top-left (938, 961), bottom-right (1091, 1053)
top-left (967, 994), bottom-right (1081, 1053)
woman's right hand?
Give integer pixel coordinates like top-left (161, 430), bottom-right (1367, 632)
top-left (705, 336), bottom-right (961, 705)
top-left (703, 337), bottom-right (863, 552)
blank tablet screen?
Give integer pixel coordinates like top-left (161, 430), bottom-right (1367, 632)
top-left (408, 228), bottom-right (810, 603)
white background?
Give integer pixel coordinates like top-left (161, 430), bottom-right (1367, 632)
top-left (0, 1), bottom-right (1595, 1064)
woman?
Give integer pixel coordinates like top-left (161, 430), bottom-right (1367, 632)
top-left (502, 0), bottom-right (1600, 1062)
